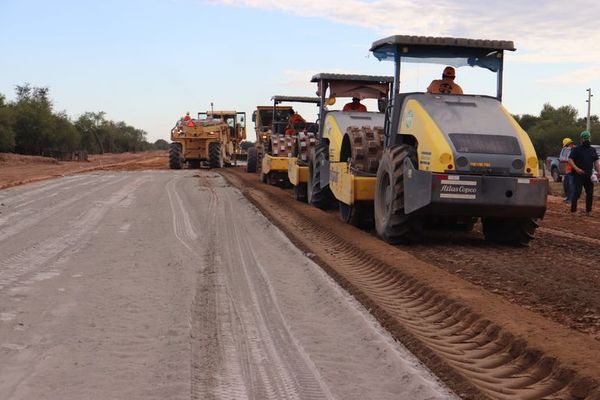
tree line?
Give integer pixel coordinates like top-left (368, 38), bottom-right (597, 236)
top-left (0, 84), bottom-right (167, 155)
top-left (514, 103), bottom-right (598, 159)
top-left (0, 84), bottom-right (596, 159)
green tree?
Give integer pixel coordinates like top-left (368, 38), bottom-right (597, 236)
top-left (153, 139), bottom-right (169, 150)
top-left (0, 94), bottom-right (15, 152)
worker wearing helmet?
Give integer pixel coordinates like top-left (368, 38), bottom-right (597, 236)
top-left (560, 137), bottom-right (575, 203)
top-left (568, 131), bottom-right (600, 215)
top-left (427, 66), bottom-right (464, 95)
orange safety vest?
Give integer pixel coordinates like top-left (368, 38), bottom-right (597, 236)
top-left (290, 114), bottom-right (305, 124)
top-left (343, 102), bottom-right (367, 112)
top-left (427, 79), bottom-right (464, 95)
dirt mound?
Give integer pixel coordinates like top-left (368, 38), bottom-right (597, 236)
top-left (0, 151), bottom-right (167, 190)
top-left (0, 153), bottom-right (59, 165)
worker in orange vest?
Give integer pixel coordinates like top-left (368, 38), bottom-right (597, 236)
top-left (427, 66), bottom-right (463, 95)
top-left (285, 109), bottom-right (306, 135)
top-left (343, 97), bottom-right (367, 112)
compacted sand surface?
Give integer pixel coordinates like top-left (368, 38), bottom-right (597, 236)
top-left (0, 170), bottom-right (455, 399)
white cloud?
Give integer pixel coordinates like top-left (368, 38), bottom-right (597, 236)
top-left (209, 0), bottom-right (600, 65)
top-left (537, 67), bottom-right (600, 85)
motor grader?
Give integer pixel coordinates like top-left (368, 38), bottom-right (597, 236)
top-left (366, 35), bottom-right (547, 245)
top-left (307, 73), bottom-right (394, 226)
top-left (169, 110), bottom-right (246, 169)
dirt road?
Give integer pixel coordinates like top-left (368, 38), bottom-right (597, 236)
top-left (222, 168), bottom-right (600, 399)
top-left (0, 170), bottom-right (455, 399)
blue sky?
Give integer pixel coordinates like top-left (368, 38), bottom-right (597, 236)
top-left (1, 0), bottom-right (598, 142)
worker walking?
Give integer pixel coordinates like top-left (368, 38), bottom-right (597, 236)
top-left (568, 131), bottom-right (600, 215)
top-left (560, 137), bottom-right (575, 202)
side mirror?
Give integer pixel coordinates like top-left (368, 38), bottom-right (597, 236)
top-left (251, 111), bottom-right (256, 123)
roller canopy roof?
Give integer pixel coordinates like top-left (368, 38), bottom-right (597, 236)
top-left (312, 73), bottom-right (393, 100)
top-left (271, 96), bottom-right (320, 104)
top-left (311, 73), bottom-right (393, 84)
top-left (370, 35), bottom-right (516, 72)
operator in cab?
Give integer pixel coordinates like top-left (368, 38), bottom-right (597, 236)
top-left (343, 97), bottom-right (367, 112)
top-left (285, 109), bottom-right (306, 135)
top-left (427, 66), bottom-right (463, 95)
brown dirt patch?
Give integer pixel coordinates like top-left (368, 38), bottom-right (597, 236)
top-left (0, 151), bottom-right (168, 189)
top-left (222, 167), bottom-right (600, 399)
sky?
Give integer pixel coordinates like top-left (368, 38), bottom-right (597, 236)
top-left (1, 0), bottom-right (599, 142)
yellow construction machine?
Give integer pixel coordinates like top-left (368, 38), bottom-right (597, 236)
top-left (169, 110), bottom-right (246, 169)
top-left (307, 73), bottom-right (394, 226)
top-left (266, 96), bottom-right (320, 200)
top-left (367, 35), bottom-right (547, 245)
top-left (247, 98), bottom-right (319, 188)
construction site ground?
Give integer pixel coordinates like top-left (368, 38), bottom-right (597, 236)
top-left (1, 152), bottom-right (599, 399)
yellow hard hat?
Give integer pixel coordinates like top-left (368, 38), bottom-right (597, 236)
top-left (562, 137), bottom-right (573, 146)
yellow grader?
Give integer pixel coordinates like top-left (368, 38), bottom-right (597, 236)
top-left (169, 110), bottom-right (246, 169)
top-left (362, 35), bottom-right (547, 245)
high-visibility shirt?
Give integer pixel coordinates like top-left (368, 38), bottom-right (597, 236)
top-left (342, 102), bottom-right (367, 112)
top-left (427, 79), bottom-right (463, 95)
top-left (290, 114), bottom-right (305, 124)
top-left (186, 121), bottom-right (195, 127)
top-left (183, 115), bottom-right (191, 121)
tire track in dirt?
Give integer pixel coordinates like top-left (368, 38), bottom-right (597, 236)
top-left (0, 175), bottom-right (150, 291)
top-left (222, 168), bottom-right (600, 400)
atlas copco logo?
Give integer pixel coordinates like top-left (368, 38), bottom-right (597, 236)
top-left (440, 185), bottom-right (477, 194)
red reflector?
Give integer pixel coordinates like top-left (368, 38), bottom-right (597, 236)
top-left (438, 175), bottom-right (448, 180)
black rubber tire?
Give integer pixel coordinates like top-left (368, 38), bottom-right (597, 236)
top-left (209, 142), bottom-right (222, 169)
top-left (246, 146), bottom-right (258, 173)
top-left (260, 171), bottom-right (268, 184)
top-left (482, 218), bottom-right (538, 246)
top-left (374, 144), bottom-right (421, 244)
top-left (307, 143), bottom-right (334, 209)
top-left (294, 183), bottom-right (307, 202)
top-left (168, 142), bottom-right (182, 170)
top-left (340, 201), bottom-right (374, 229)
top-left (551, 167), bottom-right (562, 182)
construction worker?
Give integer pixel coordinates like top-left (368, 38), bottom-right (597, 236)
top-left (286, 109), bottom-right (305, 135)
top-left (343, 97), bottom-right (367, 112)
top-left (427, 66), bottom-right (464, 95)
top-left (560, 137), bottom-right (575, 202)
top-left (288, 109), bottom-right (305, 125)
top-left (568, 131), bottom-right (600, 215)
top-left (183, 112), bottom-right (191, 121)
